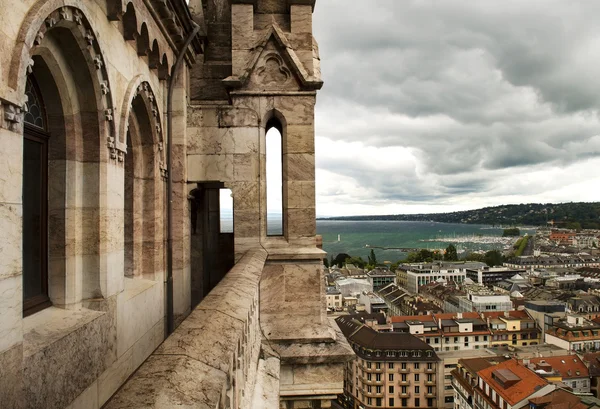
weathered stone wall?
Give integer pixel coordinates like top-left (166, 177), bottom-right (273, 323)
top-left (0, 0), bottom-right (198, 407)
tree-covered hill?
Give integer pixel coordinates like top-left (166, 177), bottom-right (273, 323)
top-left (320, 202), bottom-right (600, 229)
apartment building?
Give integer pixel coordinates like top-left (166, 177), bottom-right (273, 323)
top-left (486, 310), bottom-right (541, 347)
top-left (388, 311), bottom-right (540, 352)
top-left (545, 314), bottom-right (600, 352)
top-left (451, 357), bottom-right (509, 409)
top-left (520, 355), bottom-right (590, 394)
top-left (327, 287), bottom-right (344, 309)
top-left (503, 256), bottom-right (600, 270)
top-left (336, 316), bottom-right (443, 409)
top-left (474, 359), bottom-right (555, 409)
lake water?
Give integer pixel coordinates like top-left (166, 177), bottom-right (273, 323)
top-left (316, 220), bottom-right (537, 263)
top-left (220, 217), bottom-right (536, 262)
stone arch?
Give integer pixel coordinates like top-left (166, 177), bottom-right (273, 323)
top-left (119, 77), bottom-right (163, 152)
top-left (16, 5), bottom-right (109, 309)
top-left (120, 78), bottom-right (164, 280)
top-left (159, 53), bottom-right (170, 80)
top-left (263, 109), bottom-right (287, 237)
top-left (137, 22), bottom-right (150, 56)
top-left (123, 2), bottom-right (137, 41)
top-left (149, 39), bottom-right (160, 69)
top-left (8, 3), bottom-right (118, 160)
top-left (107, 0), bottom-right (126, 21)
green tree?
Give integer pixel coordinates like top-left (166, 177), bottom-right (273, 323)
top-left (444, 244), bottom-right (458, 261)
top-left (484, 250), bottom-right (504, 267)
top-left (368, 249), bottom-right (378, 266)
top-left (464, 252), bottom-right (485, 262)
top-left (345, 256), bottom-right (366, 269)
top-left (333, 253), bottom-right (351, 268)
top-left (502, 228), bottom-right (520, 237)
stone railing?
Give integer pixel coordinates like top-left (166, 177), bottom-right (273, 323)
top-left (104, 249), bottom-right (268, 409)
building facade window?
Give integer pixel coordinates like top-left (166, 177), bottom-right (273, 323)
top-left (22, 75), bottom-right (51, 316)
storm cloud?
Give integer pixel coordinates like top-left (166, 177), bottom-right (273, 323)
top-left (312, 0), bottom-right (600, 216)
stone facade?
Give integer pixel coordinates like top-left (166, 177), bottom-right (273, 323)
top-left (0, 0), bottom-right (353, 408)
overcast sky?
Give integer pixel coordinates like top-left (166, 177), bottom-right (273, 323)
top-left (309, 0), bottom-right (600, 217)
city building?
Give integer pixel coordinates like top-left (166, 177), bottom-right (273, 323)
top-left (549, 231), bottom-right (576, 246)
top-left (504, 255), bottom-right (600, 270)
top-left (545, 314), bottom-right (600, 352)
top-left (359, 292), bottom-right (389, 314)
top-left (378, 283), bottom-right (411, 316)
top-left (474, 359), bottom-right (555, 409)
top-left (466, 267), bottom-right (527, 286)
top-left (486, 310), bottom-right (541, 347)
top-left (457, 285), bottom-right (513, 312)
top-left (368, 267), bottom-right (397, 289)
top-left (327, 286), bottom-right (343, 309)
top-left (451, 356), bottom-right (509, 409)
top-left (520, 355), bottom-right (590, 394)
top-left (336, 277), bottom-right (374, 297)
top-left (388, 311), bottom-right (541, 352)
top-left (582, 352), bottom-right (600, 398)
top-left (529, 389), bottom-right (600, 409)
top-left (399, 262), bottom-right (487, 294)
top-left (524, 300), bottom-right (566, 338)
top-left (0, 1), bottom-right (354, 408)
top-left (336, 315), bottom-right (442, 409)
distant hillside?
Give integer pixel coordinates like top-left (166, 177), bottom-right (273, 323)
top-left (320, 202), bottom-right (600, 229)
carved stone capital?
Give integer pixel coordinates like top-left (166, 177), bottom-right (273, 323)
top-left (1, 101), bottom-right (23, 133)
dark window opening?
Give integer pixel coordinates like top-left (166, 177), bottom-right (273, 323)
top-left (23, 75), bottom-right (51, 316)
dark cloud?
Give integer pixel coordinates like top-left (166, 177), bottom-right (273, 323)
top-left (312, 1), bottom-right (600, 214)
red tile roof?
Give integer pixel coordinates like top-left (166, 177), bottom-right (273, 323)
top-left (477, 359), bottom-right (549, 406)
top-left (523, 355), bottom-right (589, 379)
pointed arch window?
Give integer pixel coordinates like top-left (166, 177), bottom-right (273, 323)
top-left (24, 76), bottom-right (46, 129)
top-left (266, 117), bottom-right (283, 236)
top-left (23, 74), bottom-right (51, 315)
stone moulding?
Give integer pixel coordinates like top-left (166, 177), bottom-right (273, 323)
top-left (119, 77), bottom-right (166, 167)
top-left (0, 99), bottom-right (24, 133)
top-left (8, 3), bottom-right (118, 160)
top-left (223, 23), bottom-right (323, 92)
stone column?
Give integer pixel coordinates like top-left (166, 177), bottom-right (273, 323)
top-left (0, 102), bottom-right (25, 408)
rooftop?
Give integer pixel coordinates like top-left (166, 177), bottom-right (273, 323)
top-left (523, 355), bottom-right (588, 379)
top-left (335, 316), bottom-right (439, 362)
top-left (478, 359), bottom-right (549, 406)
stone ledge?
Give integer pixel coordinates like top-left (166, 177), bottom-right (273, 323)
top-left (271, 318), bottom-right (355, 365)
top-left (23, 306), bottom-right (105, 358)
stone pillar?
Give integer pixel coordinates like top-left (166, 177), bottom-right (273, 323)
top-left (187, 1), bottom-right (355, 406)
top-left (0, 102), bottom-right (25, 408)
top-left (171, 66), bottom-right (192, 323)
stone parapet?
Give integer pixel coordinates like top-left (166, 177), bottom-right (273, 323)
top-left (104, 249), bottom-right (268, 409)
